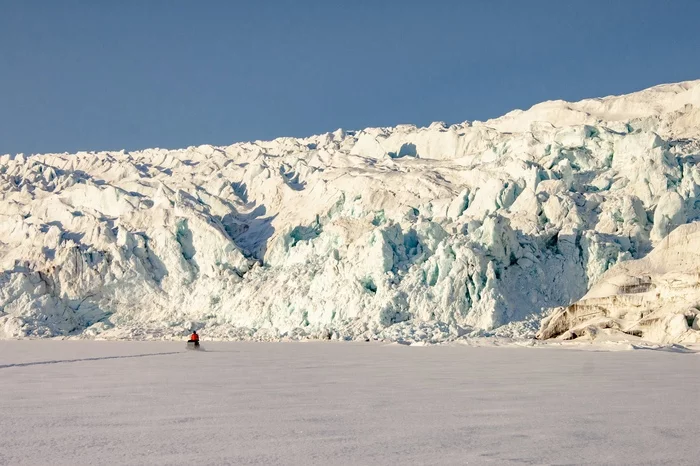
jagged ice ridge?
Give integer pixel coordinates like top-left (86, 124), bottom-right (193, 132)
top-left (1, 80), bottom-right (700, 343)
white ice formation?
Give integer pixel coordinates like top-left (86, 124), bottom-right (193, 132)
top-left (537, 221), bottom-right (700, 344)
top-left (1, 80), bottom-right (699, 342)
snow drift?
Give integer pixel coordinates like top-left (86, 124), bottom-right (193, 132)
top-left (1, 80), bottom-right (700, 342)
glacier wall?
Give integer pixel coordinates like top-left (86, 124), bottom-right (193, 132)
top-left (1, 80), bottom-right (699, 340)
top-left (537, 222), bottom-right (700, 344)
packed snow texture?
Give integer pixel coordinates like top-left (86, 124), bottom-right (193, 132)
top-left (1, 80), bottom-right (700, 341)
top-left (537, 221), bottom-right (700, 344)
top-left (1, 341), bottom-right (699, 465)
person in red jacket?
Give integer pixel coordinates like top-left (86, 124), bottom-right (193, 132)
top-left (188, 330), bottom-right (200, 347)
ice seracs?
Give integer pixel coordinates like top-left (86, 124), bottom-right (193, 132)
top-left (1, 79), bottom-right (699, 342)
top-left (537, 222), bottom-right (700, 344)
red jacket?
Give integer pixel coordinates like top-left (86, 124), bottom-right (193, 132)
top-left (190, 333), bottom-right (199, 342)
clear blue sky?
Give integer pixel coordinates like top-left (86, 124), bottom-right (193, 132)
top-left (2, 0), bottom-right (700, 155)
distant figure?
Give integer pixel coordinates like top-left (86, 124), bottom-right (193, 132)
top-left (188, 330), bottom-right (200, 348)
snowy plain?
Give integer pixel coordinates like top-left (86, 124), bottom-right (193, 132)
top-left (1, 341), bottom-right (699, 465)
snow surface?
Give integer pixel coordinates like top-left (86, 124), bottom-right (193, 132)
top-left (1, 341), bottom-right (699, 465)
top-left (1, 80), bottom-right (700, 342)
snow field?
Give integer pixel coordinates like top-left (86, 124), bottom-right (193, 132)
top-left (1, 341), bottom-right (699, 465)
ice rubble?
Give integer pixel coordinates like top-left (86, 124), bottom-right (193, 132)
top-left (1, 79), bottom-right (699, 342)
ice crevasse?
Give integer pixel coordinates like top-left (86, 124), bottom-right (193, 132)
top-left (1, 80), bottom-right (700, 343)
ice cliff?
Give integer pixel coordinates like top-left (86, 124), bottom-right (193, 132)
top-left (1, 80), bottom-right (699, 342)
top-left (537, 221), bottom-right (700, 345)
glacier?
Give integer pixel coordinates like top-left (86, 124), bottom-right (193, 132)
top-left (537, 221), bottom-right (700, 345)
top-left (1, 80), bottom-right (700, 342)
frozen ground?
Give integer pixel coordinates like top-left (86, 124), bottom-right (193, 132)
top-left (1, 341), bottom-right (699, 465)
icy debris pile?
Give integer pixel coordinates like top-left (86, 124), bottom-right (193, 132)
top-left (1, 80), bottom-right (700, 342)
top-left (537, 222), bottom-right (700, 344)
